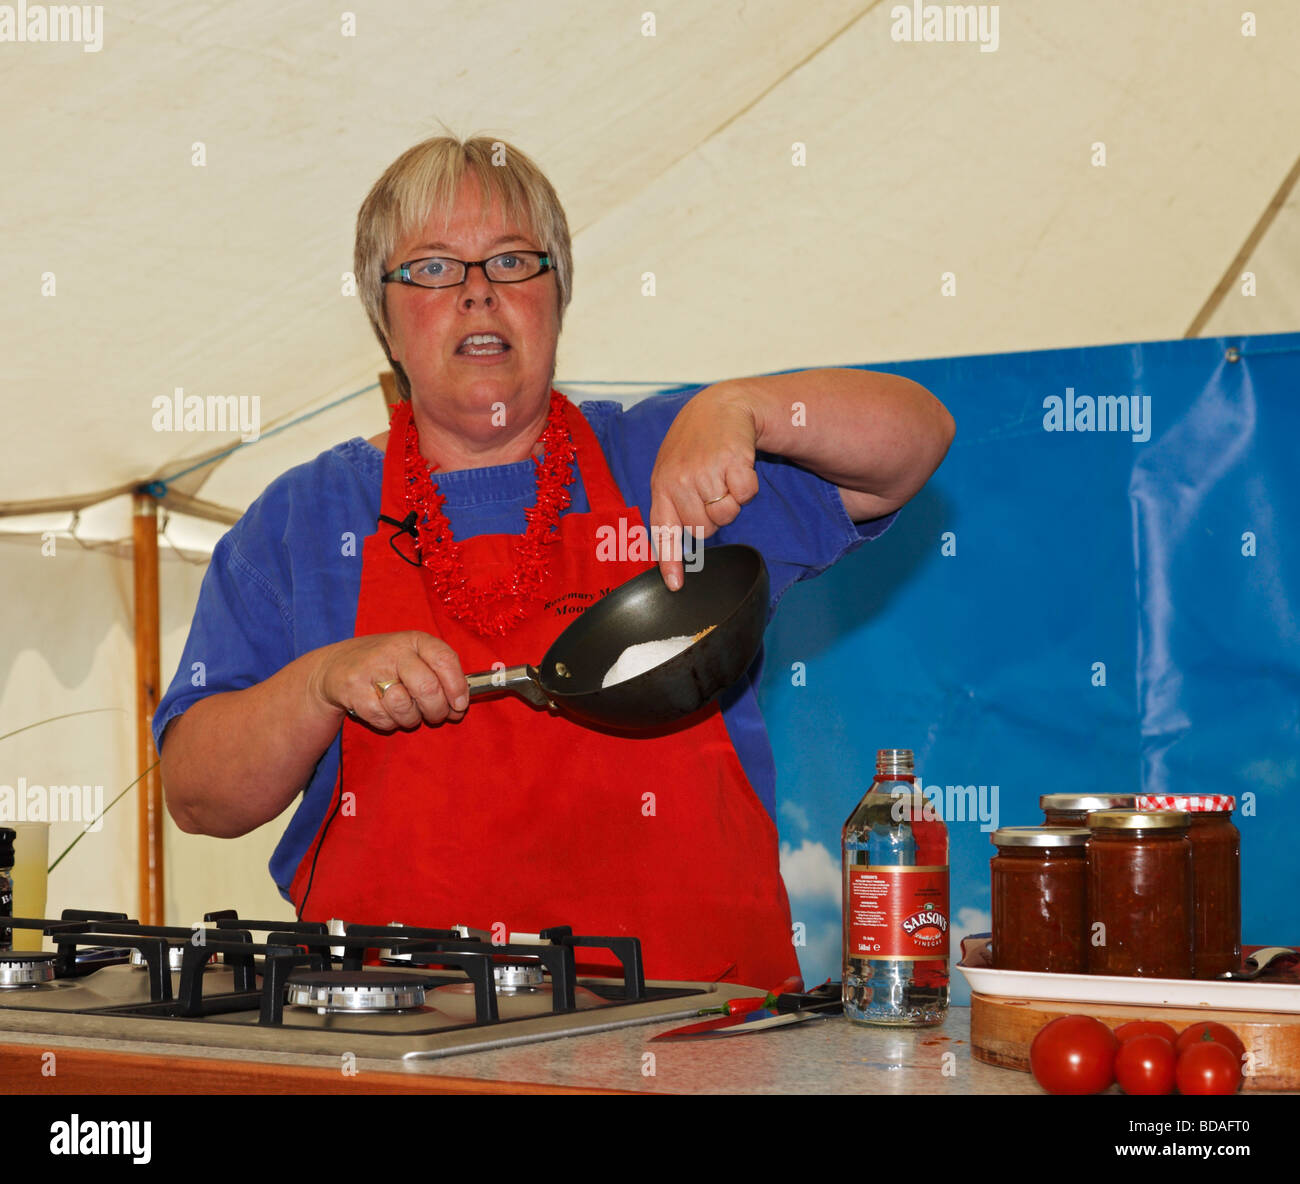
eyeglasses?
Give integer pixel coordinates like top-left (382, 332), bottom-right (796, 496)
top-left (381, 251), bottom-right (552, 289)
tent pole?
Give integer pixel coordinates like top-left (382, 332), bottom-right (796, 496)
top-left (132, 492), bottom-right (165, 925)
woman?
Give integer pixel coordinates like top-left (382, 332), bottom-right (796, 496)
top-left (157, 135), bottom-right (954, 988)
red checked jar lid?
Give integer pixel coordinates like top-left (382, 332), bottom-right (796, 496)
top-left (1137, 794), bottom-right (1235, 812)
top-left (1137, 795), bottom-right (1240, 978)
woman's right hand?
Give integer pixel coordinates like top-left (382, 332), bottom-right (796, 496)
top-left (309, 631), bottom-right (470, 731)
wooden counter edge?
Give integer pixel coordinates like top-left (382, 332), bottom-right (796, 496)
top-left (0, 1042), bottom-right (646, 1095)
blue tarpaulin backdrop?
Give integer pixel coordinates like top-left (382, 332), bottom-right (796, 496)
top-left (753, 331), bottom-right (1300, 1002)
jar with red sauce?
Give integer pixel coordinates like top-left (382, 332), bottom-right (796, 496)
top-left (1138, 794), bottom-right (1240, 979)
top-left (1086, 809), bottom-right (1193, 978)
top-left (990, 827), bottom-right (1089, 973)
top-left (1039, 793), bottom-right (1138, 827)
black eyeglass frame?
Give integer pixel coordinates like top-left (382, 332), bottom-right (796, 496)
top-left (381, 251), bottom-right (552, 289)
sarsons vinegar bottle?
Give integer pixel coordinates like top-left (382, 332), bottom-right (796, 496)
top-left (842, 749), bottom-right (949, 1025)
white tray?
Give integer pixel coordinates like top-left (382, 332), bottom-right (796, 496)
top-left (957, 936), bottom-right (1300, 1015)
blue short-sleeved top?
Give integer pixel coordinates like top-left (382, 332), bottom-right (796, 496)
top-left (154, 389), bottom-right (897, 900)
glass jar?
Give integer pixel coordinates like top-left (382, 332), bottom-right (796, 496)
top-left (990, 827), bottom-right (1089, 973)
top-left (1086, 810), bottom-right (1193, 978)
top-left (1040, 793), bottom-right (1138, 827)
top-left (1138, 794), bottom-right (1240, 979)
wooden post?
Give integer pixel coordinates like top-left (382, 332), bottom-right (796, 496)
top-left (132, 492), bottom-right (164, 925)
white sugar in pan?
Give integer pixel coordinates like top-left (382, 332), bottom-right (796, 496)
top-left (602, 626), bottom-right (716, 688)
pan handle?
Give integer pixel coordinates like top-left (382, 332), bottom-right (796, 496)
top-left (464, 664), bottom-right (555, 711)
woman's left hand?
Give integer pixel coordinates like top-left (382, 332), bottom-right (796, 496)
top-left (649, 382), bottom-right (760, 589)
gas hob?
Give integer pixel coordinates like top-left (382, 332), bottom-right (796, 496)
top-left (0, 910), bottom-right (757, 1061)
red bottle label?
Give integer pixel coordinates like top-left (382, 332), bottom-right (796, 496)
top-left (847, 866), bottom-right (949, 960)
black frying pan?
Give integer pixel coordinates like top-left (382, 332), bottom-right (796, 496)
top-left (464, 544), bottom-right (769, 731)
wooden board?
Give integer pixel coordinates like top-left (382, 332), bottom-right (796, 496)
top-left (970, 992), bottom-right (1300, 1091)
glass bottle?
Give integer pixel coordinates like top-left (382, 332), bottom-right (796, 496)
top-left (842, 749), bottom-right (949, 1026)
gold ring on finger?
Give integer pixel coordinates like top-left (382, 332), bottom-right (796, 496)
top-left (374, 678), bottom-right (399, 699)
top-left (703, 492), bottom-right (729, 506)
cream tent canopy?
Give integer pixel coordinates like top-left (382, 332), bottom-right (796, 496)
top-left (2, 0), bottom-right (1297, 541)
top-left (1, 0), bottom-right (1297, 927)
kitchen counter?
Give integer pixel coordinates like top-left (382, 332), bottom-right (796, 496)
top-left (0, 1007), bottom-right (1052, 1094)
top-left (7, 1005), bottom-right (1293, 1095)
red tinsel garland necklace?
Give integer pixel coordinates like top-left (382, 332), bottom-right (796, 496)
top-left (396, 391), bottom-right (575, 637)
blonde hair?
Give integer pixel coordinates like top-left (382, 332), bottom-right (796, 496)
top-left (354, 134), bottom-right (572, 400)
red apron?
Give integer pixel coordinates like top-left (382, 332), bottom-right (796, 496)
top-left (289, 394), bottom-right (799, 988)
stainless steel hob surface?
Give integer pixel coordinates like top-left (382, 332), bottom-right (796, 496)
top-left (0, 909), bottom-right (758, 1061)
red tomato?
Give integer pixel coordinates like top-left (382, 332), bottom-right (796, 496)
top-left (1114, 1020), bottom-right (1178, 1045)
top-left (1175, 1040), bottom-right (1242, 1095)
top-left (1114, 1034), bottom-right (1176, 1095)
top-left (1174, 1021), bottom-right (1246, 1068)
top-left (1030, 1015), bottom-right (1118, 1095)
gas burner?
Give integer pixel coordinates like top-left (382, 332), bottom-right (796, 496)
top-left (494, 962), bottom-right (544, 991)
top-left (0, 951), bottom-right (57, 988)
top-left (284, 971), bottom-right (428, 1014)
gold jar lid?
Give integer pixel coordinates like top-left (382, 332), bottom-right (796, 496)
top-left (992, 826), bottom-right (1090, 848)
top-left (1040, 793), bottom-right (1139, 812)
top-left (1087, 809), bottom-right (1190, 830)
